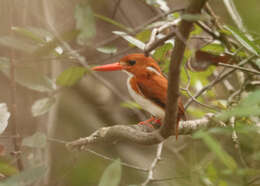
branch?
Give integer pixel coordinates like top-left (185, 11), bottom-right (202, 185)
top-left (9, 6), bottom-right (23, 171)
top-left (218, 62), bottom-right (260, 75)
top-left (66, 113), bottom-right (218, 149)
top-left (161, 0), bottom-right (207, 137)
top-left (141, 142), bottom-right (164, 186)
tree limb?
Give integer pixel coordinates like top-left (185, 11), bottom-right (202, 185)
top-left (161, 0), bottom-right (207, 137)
top-left (66, 113), bottom-right (219, 149)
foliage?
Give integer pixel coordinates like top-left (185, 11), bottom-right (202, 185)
top-left (98, 159), bottom-right (122, 186)
top-left (0, 166), bottom-right (47, 186)
top-left (1, 0), bottom-right (260, 186)
top-left (0, 103), bottom-right (10, 134)
top-left (56, 66), bottom-right (87, 87)
top-left (74, 3), bottom-right (96, 45)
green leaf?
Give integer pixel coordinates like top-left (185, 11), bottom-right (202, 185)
top-left (201, 43), bottom-right (225, 55)
top-left (31, 97), bottom-right (56, 117)
top-left (206, 163), bottom-right (218, 182)
top-left (56, 66), bottom-right (87, 87)
top-left (75, 4), bottom-right (96, 45)
top-left (113, 31), bottom-right (145, 50)
top-left (224, 25), bottom-right (260, 56)
top-left (181, 13), bottom-right (211, 21)
top-left (0, 57), bottom-right (55, 92)
top-left (190, 24), bottom-right (203, 36)
top-left (0, 166), bottom-right (46, 186)
top-left (22, 132), bottom-right (47, 148)
top-left (0, 36), bottom-right (37, 53)
top-left (33, 30), bottom-right (79, 56)
top-left (217, 90), bottom-right (260, 120)
top-left (135, 29), bottom-right (151, 43)
top-left (98, 159), bottom-right (121, 186)
top-left (145, 0), bottom-right (170, 12)
top-left (97, 46), bottom-right (117, 54)
top-left (0, 103), bottom-right (10, 134)
top-left (12, 26), bottom-right (50, 44)
top-left (120, 101), bottom-right (142, 110)
top-left (193, 131), bottom-right (237, 170)
top-left (94, 14), bottom-right (132, 32)
top-left (0, 161), bottom-right (18, 177)
top-left (153, 43), bottom-right (173, 61)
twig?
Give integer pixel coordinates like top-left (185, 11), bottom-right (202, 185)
top-left (144, 19), bottom-right (180, 56)
top-left (247, 177), bottom-right (260, 186)
top-left (94, 8), bottom-right (184, 49)
top-left (230, 116), bottom-right (248, 168)
top-left (85, 148), bottom-right (147, 172)
top-left (112, 0), bottom-right (121, 19)
top-left (222, 0), bottom-right (247, 33)
top-left (184, 55), bottom-right (256, 110)
top-left (230, 117), bottom-right (238, 146)
top-left (144, 29), bottom-right (176, 56)
top-left (218, 63), bottom-right (260, 75)
top-left (213, 70), bottom-right (235, 92)
top-left (9, 5), bottom-right (24, 171)
top-left (141, 142), bottom-right (164, 186)
top-left (203, 3), bottom-right (233, 50)
top-left (47, 137), bottom-right (147, 172)
top-left (182, 65), bottom-right (220, 112)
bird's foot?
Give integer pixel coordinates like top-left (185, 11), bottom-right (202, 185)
top-left (138, 117), bottom-right (161, 128)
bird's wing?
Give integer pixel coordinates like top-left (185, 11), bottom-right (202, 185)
top-left (136, 73), bottom-right (167, 109)
top-left (136, 73), bottom-right (186, 120)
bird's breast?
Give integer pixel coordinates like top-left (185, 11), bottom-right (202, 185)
top-left (126, 76), bottom-right (165, 118)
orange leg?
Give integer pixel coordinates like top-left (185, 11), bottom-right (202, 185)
top-left (138, 117), bottom-right (156, 127)
top-left (139, 117), bottom-right (162, 128)
top-left (175, 118), bottom-right (180, 140)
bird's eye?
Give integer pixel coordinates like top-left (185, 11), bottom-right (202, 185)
top-left (127, 60), bottom-right (136, 66)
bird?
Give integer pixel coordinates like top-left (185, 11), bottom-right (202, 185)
top-left (92, 53), bottom-right (186, 139)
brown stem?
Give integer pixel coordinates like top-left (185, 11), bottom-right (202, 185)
top-left (9, 3), bottom-right (24, 171)
top-left (161, 0), bottom-right (207, 137)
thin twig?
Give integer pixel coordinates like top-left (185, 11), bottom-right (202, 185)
top-left (218, 63), bottom-right (260, 75)
top-left (144, 29), bottom-right (176, 56)
top-left (47, 137), bottom-right (147, 172)
top-left (85, 148), bottom-right (147, 172)
top-left (247, 177), bottom-right (260, 186)
top-left (144, 18), bottom-right (180, 56)
top-left (94, 8), bottom-right (184, 49)
top-left (141, 142), bottom-right (164, 186)
top-left (184, 55), bottom-right (256, 110)
top-left (9, 3), bottom-right (24, 171)
top-left (112, 0), bottom-right (121, 19)
top-left (182, 65), bottom-right (220, 112)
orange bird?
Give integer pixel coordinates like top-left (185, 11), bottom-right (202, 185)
top-left (92, 53), bottom-right (186, 139)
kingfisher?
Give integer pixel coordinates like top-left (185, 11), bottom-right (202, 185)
top-left (92, 53), bottom-right (186, 139)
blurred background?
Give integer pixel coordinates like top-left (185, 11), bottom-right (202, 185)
top-left (1, 0), bottom-right (260, 186)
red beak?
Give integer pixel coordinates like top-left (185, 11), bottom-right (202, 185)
top-left (92, 62), bottom-right (123, 71)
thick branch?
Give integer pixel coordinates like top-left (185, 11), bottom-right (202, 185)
top-left (161, 0), bottom-right (207, 137)
top-left (66, 114), bottom-right (218, 150)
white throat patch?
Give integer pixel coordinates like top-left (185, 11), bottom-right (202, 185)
top-left (126, 76), bottom-right (165, 118)
top-left (146, 66), bottom-right (161, 76)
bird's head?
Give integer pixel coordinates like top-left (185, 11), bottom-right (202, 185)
top-left (92, 53), bottom-right (162, 77)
